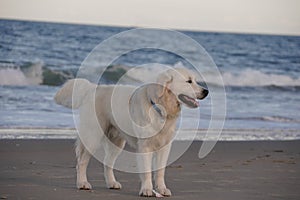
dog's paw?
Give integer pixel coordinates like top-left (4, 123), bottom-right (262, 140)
top-left (139, 188), bottom-right (153, 197)
top-left (77, 181), bottom-right (92, 190)
top-left (157, 187), bottom-right (172, 196)
top-left (107, 181), bottom-right (122, 190)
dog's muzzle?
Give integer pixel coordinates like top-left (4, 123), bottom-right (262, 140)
top-left (178, 88), bottom-right (209, 109)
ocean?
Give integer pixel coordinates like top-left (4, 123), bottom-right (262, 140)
top-left (0, 19), bottom-right (300, 140)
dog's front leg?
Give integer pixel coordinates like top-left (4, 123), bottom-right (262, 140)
top-left (137, 148), bottom-right (153, 197)
top-left (155, 143), bottom-right (172, 196)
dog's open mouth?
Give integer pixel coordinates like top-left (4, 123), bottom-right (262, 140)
top-left (178, 94), bottom-right (199, 108)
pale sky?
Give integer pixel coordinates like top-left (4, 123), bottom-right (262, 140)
top-left (0, 0), bottom-right (300, 35)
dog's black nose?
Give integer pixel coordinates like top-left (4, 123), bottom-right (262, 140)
top-left (197, 88), bottom-right (209, 100)
top-left (203, 89), bottom-right (209, 97)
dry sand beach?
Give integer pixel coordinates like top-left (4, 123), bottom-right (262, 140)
top-left (0, 139), bottom-right (299, 200)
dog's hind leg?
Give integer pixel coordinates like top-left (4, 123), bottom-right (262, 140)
top-left (102, 128), bottom-right (126, 189)
top-left (75, 139), bottom-right (92, 190)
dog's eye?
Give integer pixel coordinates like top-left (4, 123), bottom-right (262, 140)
top-left (186, 80), bottom-right (192, 84)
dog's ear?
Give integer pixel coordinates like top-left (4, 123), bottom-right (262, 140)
top-left (156, 73), bottom-right (173, 98)
top-left (146, 83), bottom-right (163, 101)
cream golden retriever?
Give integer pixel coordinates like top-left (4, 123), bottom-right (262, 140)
top-left (54, 68), bottom-right (208, 197)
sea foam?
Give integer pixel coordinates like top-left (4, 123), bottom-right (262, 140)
top-left (0, 62), bottom-right (43, 86)
top-left (221, 68), bottom-right (300, 87)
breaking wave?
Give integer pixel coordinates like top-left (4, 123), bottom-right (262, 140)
top-left (0, 62), bottom-right (74, 86)
top-left (221, 68), bottom-right (300, 87)
top-left (100, 64), bottom-right (300, 88)
top-left (1, 62), bottom-right (299, 89)
top-left (0, 63), bottom-right (43, 85)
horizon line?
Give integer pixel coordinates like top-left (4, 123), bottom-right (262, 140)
top-left (1, 17), bottom-right (300, 37)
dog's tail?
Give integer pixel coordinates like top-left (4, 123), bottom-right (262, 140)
top-left (54, 79), bottom-right (94, 109)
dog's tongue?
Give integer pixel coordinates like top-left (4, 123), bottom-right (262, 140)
top-left (192, 100), bottom-right (199, 108)
top-left (178, 94), bottom-right (199, 108)
top-left (186, 95), bottom-right (199, 107)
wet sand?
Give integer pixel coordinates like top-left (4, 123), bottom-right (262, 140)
top-left (0, 140), bottom-right (299, 200)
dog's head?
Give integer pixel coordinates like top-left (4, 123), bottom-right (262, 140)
top-left (156, 68), bottom-right (209, 108)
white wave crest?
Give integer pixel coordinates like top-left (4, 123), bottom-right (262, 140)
top-left (122, 64), bottom-right (300, 88)
top-left (0, 63), bottom-right (43, 86)
top-left (221, 68), bottom-right (300, 87)
top-left (0, 68), bottom-right (29, 86)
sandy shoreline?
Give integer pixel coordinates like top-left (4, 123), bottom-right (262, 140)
top-left (1, 128), bottom-right (300, 140)
top-left (0, 139), bottom-right (299, 199)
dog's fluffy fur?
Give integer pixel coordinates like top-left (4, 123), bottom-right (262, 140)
top-left (54, 68), bottom-right (208, 196)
